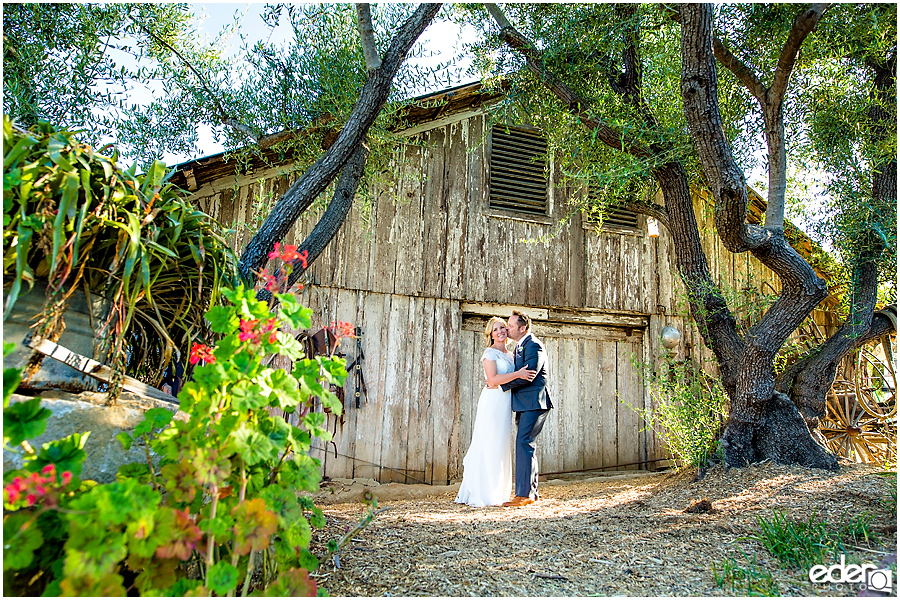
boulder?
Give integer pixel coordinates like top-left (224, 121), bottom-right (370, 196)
top-left (4, 390), bottom-right (184, 483)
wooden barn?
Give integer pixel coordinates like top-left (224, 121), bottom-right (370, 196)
top-left (171, 82), bottom-right (837, 485)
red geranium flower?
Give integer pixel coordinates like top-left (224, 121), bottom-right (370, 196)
top-left (189, 343), bottom-right (216, 365)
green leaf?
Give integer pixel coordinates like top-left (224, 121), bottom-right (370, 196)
top-left (116, 431), bottom-right (134, 451)
top-left (198, 515), bottom-right (234, 538)
top-left (3, 511), bottom-right (43, 571)
top-left (205, 305), bottom-right (239, 334)
top-left (277, 295), bottom-right (312, 330)
top-left (267, 369), bottom-right (303, 410)
top-left (3, 364), bottom-right (23, 409)
top-left (4, 397), bottom-right (51, 446)
top-left (116, 462), bottom-right (151, 483)
top-left (231, 425), bottom-right (277, 466)
top-left (206, 561), bottom-right (239, 596)
top-left (231, 380), bottom-right (268, 412)
top-left (145, 407), bottom-right (175, 428)
top-left (274, 333), bottom-right (307, 361)
top-left (3, 133), bottom-right (38, 170)
top-left (4, 224), bottom-right (33, 319)
top-left (34, 432), bottom-right (90, 479)
top-left (49, 171), bottom-right (80, 275)
top-left (47, 135), bottom-right (75, 171)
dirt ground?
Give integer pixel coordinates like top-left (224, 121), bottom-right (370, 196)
top-left (307, 461), bottom-right (897, 597)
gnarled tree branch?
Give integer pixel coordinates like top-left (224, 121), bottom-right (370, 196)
top-left (356, 4), bottom-right (382, 72)
top-left (712, 38), bottom-right (766, 102)
top-left (711, 4), bottom-right (829, 232)
top-left (285, 143), bottom-right (369, 290)
top-left (681, 3), bottom-right (829, 432)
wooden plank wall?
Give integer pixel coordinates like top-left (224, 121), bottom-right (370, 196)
top-left (294, 286), bottom-right (460, 484)
top-left (194, 114), bottom-right (675, 315)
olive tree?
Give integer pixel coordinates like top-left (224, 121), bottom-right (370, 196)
top-left (472, 2), bottom-right (895, 469)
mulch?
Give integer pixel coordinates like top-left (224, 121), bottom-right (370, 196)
top-left (307, 461), bottom-right (897, 597)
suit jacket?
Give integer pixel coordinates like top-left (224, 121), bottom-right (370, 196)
top-left (501, 333), bottom-right (553, 412)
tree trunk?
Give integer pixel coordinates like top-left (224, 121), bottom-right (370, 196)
top-left (237, 3), bottom-right (441, 284)
top-left (680, 4), bottom-right (836, 470)
top-left (284, 144), bottom-right (369, 289)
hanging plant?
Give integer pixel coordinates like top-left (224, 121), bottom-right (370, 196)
top-left (3, 116), bottom-right (238, 397)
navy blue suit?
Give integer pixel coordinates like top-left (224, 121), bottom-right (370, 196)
top-left (501, 333), bottom-right (552, 499)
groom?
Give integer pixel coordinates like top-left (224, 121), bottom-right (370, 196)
top-left (500, 310), bottom-right (552, 507)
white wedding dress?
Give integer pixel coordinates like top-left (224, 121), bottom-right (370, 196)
top-left (455, 347), bottom-right (513, 507)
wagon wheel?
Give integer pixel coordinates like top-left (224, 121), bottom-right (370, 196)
top-left (854, 334), bottom-right (897, 420)
top-left (819, 381), bottom-right (894, 464)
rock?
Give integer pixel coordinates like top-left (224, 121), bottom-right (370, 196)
top-left (4, 390), bottom-right (183, 483)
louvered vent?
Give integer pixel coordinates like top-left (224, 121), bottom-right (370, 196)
top-left (586, 185), bottom-right (640, 230)
top-left (599, 206), bottom-right (639, 229)
top-left (489, 126), bottom-right (548, 215)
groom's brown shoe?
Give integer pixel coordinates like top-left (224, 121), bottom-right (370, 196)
top-left (502, 496), bottom-right (534, 508)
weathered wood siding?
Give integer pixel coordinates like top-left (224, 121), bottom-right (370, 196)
top-left (188, 110), bottom-right (829, 483)
top-left (194, 114), bottom-right (671, 313)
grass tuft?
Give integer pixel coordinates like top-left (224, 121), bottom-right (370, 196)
top-left (712, 553), bottom-right (779, 596)
top-left (749, 510), bottom-right (877, 570)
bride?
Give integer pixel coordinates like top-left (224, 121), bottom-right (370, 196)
top-left (455, 317), bottom-right (536, 507)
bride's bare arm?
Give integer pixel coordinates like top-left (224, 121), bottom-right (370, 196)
top-left (483, 359), bottom-right (536, 389)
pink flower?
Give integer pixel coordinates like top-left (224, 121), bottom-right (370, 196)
top-left (268, 242), bottom-right (282, 260)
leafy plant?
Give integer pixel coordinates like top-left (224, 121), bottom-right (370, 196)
top-left (712, 553), bottom-right (780, 597)
top-left (3, 247), bottom-right (354, 596)
top-left (749, 509), bottom-right (877, 570)
top-left (634, 355), bottom-right (729, 470)
top-left (2, 116), bottom-right (237, 395)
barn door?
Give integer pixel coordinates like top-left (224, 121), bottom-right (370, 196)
top-left (458, 316), bottom-right (651, 477)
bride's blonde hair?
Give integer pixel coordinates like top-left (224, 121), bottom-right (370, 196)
top-left (484, 317), bottom-right (506, 347)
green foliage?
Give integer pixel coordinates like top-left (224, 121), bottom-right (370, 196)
top-left (462, 3), bottom-right (706, 215)
top-left (635, 355), bottom-right (728, 470)
top-left (749, 510), bottom-right (877, 570)
top-left (712, 553), bottom-right (779, 597)
top-left (3, 117), bottom-right (237, 394)
top-left (2, 3), bottom-right (193, 142)
top-left (2, 276), bottom-right (351, 595)
top-left (3, 397), bottom-right (50, 446)
top-left (2, 342), bottom-right (23, 407)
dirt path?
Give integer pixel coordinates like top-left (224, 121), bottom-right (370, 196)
top-left (308, 461), bottom-right (896, 597)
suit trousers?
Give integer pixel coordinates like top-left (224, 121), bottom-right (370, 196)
top-left (514, 408), bottom-right (550, 499)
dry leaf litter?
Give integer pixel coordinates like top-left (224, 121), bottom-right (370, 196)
top-left (307, 460), bottom-right (897, 597)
